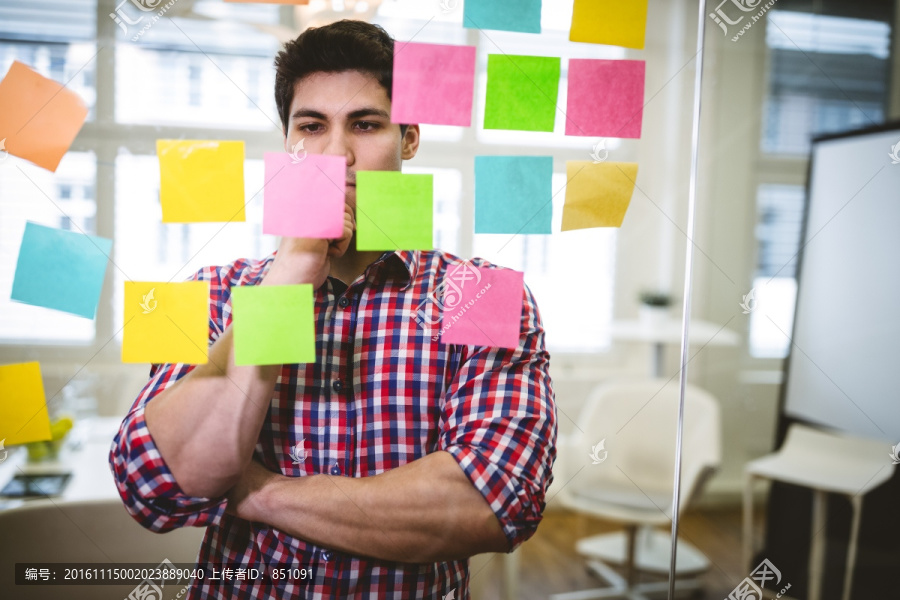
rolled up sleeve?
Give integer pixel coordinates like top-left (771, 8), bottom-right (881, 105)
top-left (439, 282), bottom-right (557, 553)
top-left (109, 362), bottom-right (228, 533)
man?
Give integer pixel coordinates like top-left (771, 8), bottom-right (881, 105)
top-left (110, 19), bottom-right (556, 599)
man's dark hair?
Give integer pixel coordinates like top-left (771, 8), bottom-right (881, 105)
top-left (274, 19), bottom-right (407, 136)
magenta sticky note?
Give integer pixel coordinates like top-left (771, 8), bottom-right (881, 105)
top-left (263, 153), bottom-right (346, 238)
top-left (566, 59), bottom-right (646, 139)
top-left (391, 42), bottom-right (477, 127)
top-left (440, 267), bottom-right (524, 349)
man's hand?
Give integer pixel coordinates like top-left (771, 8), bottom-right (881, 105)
top-left (263, 203), bottom-right (355, 289)
top-left (225, 458), bottom-right (284, 522)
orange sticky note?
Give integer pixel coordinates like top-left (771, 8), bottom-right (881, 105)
top-left (122, 281), bottom-right (210, 365)
top-left (562, 161), bottom-right (638, 230)
top-left (0, 61), bottom-right (89, 172)
top-left (0, 362), bottom-right (52, 446)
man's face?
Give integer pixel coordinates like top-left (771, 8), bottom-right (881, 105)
top-left (283, 70), bottom-right (420, 210)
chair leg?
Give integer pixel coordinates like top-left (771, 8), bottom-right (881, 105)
top-left (625, 524), bottom-right (638, 588)
top-left (808, 490), bottom-right (827, 600)
top-left (743, 474), bottom-right (755, 575)
top-left (841, 495), bottom-right (862, 600)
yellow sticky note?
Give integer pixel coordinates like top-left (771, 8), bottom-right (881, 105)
top-left (157, 140), bottom-right (246, 223)
top-left (122, 281), bottom-right (210, 365)
top-left (570, 0), bottom-right (649, 49)
top-left (0, 362), bottom-right (52, 446)
top-left (562, 161), bottom-right (638, 230)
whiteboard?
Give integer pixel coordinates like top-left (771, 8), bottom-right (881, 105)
top-left (783, 124), bottom-right (900, 442)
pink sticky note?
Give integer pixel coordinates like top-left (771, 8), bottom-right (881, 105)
top-left (566, 59), bottom-right (645, 139)
top-left (440, 267), bottom-right (524, 349)
top-left (263, 152), bottom-right (345, 239)
top-left (392, 42), bottom-right (477, 127)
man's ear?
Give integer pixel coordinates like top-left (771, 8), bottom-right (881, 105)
top-left (401, 124), bottom-right (420, 160)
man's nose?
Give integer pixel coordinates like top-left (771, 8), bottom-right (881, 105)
top-left (322, 130), bottom-right (354, 166)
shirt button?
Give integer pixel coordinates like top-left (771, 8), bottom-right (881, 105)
top-left (322, 550), bottom-right (333, 561)
top-left (338, 297), bottom-right (350, 308)
top-left (330, 463), bottom-right (342, 475)
top-left (332, 380), bottom-right (344, 393)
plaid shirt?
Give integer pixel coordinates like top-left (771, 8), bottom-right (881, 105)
top-left (109, 249), bottom-right (556, 600)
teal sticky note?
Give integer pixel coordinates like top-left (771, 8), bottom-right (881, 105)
top-left (356, 171), bottom-right (433, 251)
top-left (231, 284), bottom-right (315, 366)
top-left (475, 156), bottom-right (553, 234)
top-left (464, 0), bottom-right (542, 34)
top-left (484, 54), bottom-right (560, 132)
top-left (11, 222), bottom-right (112, 319)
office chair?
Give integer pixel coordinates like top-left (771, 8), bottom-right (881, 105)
top-left (550, 378), bottom-right (722, 600)
top-left (0, 498), bottom-right (205, 600)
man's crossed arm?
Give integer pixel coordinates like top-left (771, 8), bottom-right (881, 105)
top-left (224, 450), bottom-right (510, 564)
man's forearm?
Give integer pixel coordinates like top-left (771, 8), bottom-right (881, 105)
top-left (143, 325), bottom-right (280, 499)
top-left (232, 451), bottom-right (509, 563)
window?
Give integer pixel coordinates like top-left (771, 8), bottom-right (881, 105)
top-left (750, 9), bottom-right (892, 358)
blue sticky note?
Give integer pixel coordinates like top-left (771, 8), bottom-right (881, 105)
top-left (464, 0), bottom-right (542, 34)
top-left (475, 156), bottom-right (553, 234)
top-left (11, 222), bottom-right (112, 319)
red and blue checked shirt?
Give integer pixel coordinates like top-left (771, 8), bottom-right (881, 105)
top-left (109, 249), bottom-right (556, 600)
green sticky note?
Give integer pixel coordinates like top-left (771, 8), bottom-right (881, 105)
top-left (231, 284), bottom-right (315, 366)
top-left (484, 54), bottom-right (560, 132)
top-left (356, 171), bottom-right (433, 251)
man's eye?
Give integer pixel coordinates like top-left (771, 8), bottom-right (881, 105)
top-left (299, 123), bottom-right (322, 133)
top-left (355, 121), bottom-right (379, 131)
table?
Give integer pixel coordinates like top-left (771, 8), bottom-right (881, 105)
top-left (610, 318), bottom-right (740, 377)
top-left (0, 416), bottom-right (122, 511)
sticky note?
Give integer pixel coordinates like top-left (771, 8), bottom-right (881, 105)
top-left (464, 0), bottom-right (542, 34)
top-left (11, 222), bottom-right (112, 319)
top-left (440, 268), bottom-right (524, 349)
top-left (561, 161), bottom-right (638, 230)
top-left (392, 42), bottom-right (477, 127)
top-left (475, 156), bottom-right (552, 234)
top-left (157, 140), bottom-right (246, 223)
top-left (356, 171), bottom-right (433, 251)
top-left (566, 59), bottom-right (645, 139)
top-left (570, 0), bottom-right (649, 49)
top-left (0, 362), bottom-right (51, 446)
top-left (122, 281), bottom-right (209, 365)
top-left (263, 153), bottom-right (345, 239)
top-left (0, 61), bottom-right (89, 172)
top-left (232, 285), bottom-right (315, 366)
top-left (484, 54), bottom-right (560, 133)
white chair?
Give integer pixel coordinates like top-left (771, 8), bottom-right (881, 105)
top-left (0, 498), bottom-right (205, 600)
top-left (743, 424), bottom-right (894, 600)
top-left (550, 378), bottom-right (721, 600)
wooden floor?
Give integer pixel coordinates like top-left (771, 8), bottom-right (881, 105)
top-left (470, 505), bottom-right (754, 600)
